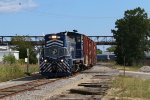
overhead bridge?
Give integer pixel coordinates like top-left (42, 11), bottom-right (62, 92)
top-left (88, 36), bottom-right (116, 45)
top-left (0, 36), bottom-right (116, 45)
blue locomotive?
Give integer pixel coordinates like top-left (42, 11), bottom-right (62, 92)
top-left (40, 31), bottom-right (96, 77)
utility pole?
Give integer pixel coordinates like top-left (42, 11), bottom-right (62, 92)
top-left (38, 47), bottom-right (40, 65)
top-left (121, 37), bottom-right (125, 76)
top-left (124, 56), bottom-right (125, 76)
top-left (26, 48), bottom-right (30, 75)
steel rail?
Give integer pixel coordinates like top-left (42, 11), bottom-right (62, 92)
top-left (0, 79), bottom-right (57, 99)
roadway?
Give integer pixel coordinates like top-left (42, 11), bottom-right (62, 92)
top-left (119, 70), bottom-right (150, 79)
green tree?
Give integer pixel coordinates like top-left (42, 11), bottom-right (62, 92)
top-left (97, 49), bottom-right (102, 54)
top-left (11, 36), bottom-right (37, 64)
top-left (112, 7), bottom-right (150, 66)
top-left (106, 46), bottom-right (116, 52)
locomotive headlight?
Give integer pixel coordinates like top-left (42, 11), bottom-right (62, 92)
top-left (52, 35), bottom-right (57, 39)
top-left (44, 59), bottom-right (47, 62)
top-left (61, 59), bottom-right (64, 62)
top-left (51, 35), bottom-right (60, 39)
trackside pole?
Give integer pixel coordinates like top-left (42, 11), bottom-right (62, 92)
top-left (26, 48), bottom-right (30, 75)
top-left (124, 56), bottom-right (125, 76)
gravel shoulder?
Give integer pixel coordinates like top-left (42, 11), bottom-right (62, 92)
top-left (0, 73), bottom-right (44, 90)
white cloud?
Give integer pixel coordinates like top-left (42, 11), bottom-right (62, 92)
top-left (0, 0), bottom-right (37, 13)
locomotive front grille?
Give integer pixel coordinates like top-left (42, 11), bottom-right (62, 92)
top-left (40, 58), bottom-right (71, 74)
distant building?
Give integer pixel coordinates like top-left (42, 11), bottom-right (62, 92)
top-left (97, 51), bottom-right (150, 62)
top-left (97, 52), bottom-right (116, 61)
top-left (0, 46), bottom-right (19, 62)
top-left (145, 52), bottom-right (150, 59)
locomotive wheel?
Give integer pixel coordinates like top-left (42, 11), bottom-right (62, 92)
top-left (72, 65), bottom-right (80, 72)
top-left (79, 64), bottom-right (86, 71)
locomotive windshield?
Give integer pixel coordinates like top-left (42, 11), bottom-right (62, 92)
top-left (44, 46), bottom-right (68, 58)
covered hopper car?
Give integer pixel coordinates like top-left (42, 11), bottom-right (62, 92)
top-left (40, 31), bottom-right (96, 77)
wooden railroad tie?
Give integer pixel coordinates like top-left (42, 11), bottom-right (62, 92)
top-left (78, 82), bottom-right (111, 88)
top-left (92, 75), bottom-right (111, 79)
top-left (70, 87), bottom-right (107, 95)
top-left (52, 94), bottom-right (103, 100)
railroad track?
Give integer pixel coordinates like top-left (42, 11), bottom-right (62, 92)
top-left (50, 74), bottom-right (112, 100)
top-left (0, 72), bottom-right (80, 99)
top-left (0, 78), bottom-right (58, 99)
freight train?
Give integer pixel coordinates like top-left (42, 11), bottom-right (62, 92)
top-left (40, 31), bottom-right (96, 77)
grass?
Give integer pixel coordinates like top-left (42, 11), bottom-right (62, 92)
top-left (97, 61), bottom-right (141, 71)
top-left (113, 64), bottom-right (141, 71)
top-left (0, 64), bottom-right (39, 82)
top-left (111, 76), bottom-right (150, 99)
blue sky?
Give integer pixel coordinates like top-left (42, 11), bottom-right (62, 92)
top-left (0, 0), bottom-right (150, 36)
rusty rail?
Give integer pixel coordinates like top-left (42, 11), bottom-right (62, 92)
top-left (0, 79), bottom-right (57, 99)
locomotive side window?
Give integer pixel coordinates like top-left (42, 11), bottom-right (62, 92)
top-left (76, 36), bottom-right (81, 42)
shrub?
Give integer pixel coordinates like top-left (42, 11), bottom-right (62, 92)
top-left (17, 59), bottom-right (25, 65)
top-left (3, 54), bottom-right (16, 64)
